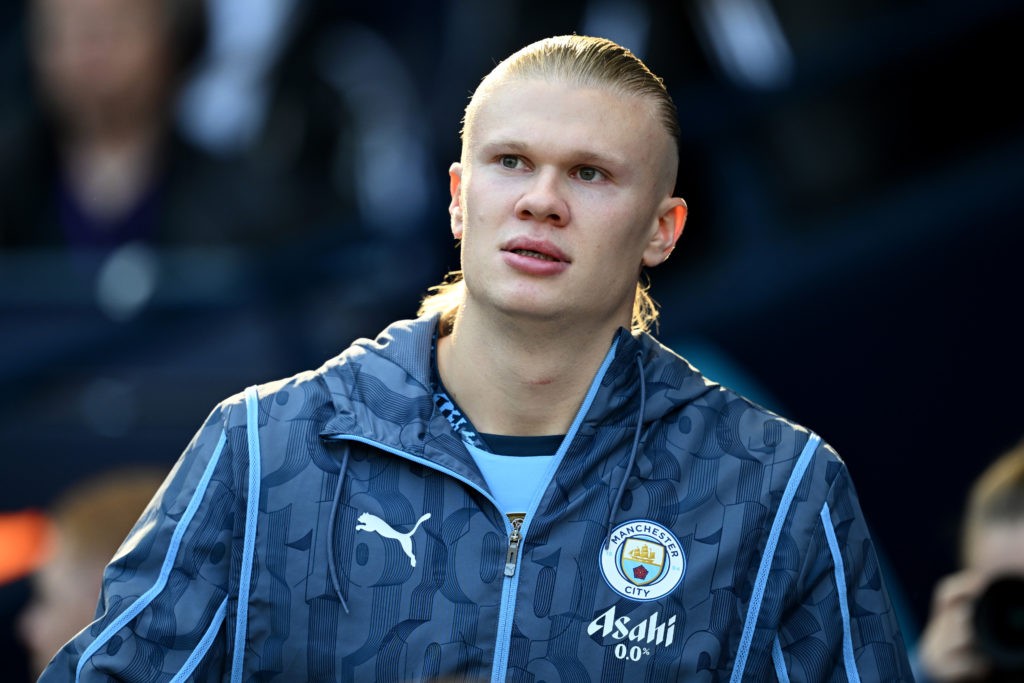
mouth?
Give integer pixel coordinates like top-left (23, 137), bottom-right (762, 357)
top-left (509, 248), bottom-right (561, 262)
top-left (502, 239), bottom-right (570, 263)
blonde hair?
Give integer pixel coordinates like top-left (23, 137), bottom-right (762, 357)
top-left (960, 437), bottom-right (1024, 565)
top-left (418, 35), bottom-right (679, 335)
top-left (50, 466), bottom-right (166, 563)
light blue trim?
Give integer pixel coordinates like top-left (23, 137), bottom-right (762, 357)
top-left (327, 337), bottom-right (622, 518)
top-left (772, 634), bottom-right (790, 683)
top-left (489, 336), bottom-right (619, 683)
top-left (75, 430), bottom-right (228, 682)
top-left (490, 565), bottom-right (519, 683)
top-left (170, 597), bottom-right (228, 682)
top-left (515, 334), bottom-right (619, 524)
top-left (331, 335), bottom-right (614, 683)
top-left (551, 336), bottom-right (620, 464)
top-left (326, 339), bottom-right (621, 683)
top-left (231, 386), bottom-right (263, 682)
top-left (821, 502), bottom-right (861, 682)
top-left (730, 434), bottom-right (821, 683)
top-left (325, 436), bottom-right (499, 509)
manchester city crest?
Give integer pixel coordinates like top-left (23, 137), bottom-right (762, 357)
top-left (600, 520), bottom-right (685, 601)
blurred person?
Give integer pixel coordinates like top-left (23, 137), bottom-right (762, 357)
top-left (16, 467), bottom-right (166, 680)
top-left (0, 511), bottom-right (51, 681)
top-left (41, 35), bottom-right (912, 680)
top-left (914, 437), bottom-right (1024, 682)
top-left (0, 0), bottom-right (301, 252)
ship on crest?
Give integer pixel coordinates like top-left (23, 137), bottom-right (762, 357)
top-left (627, 544), bottom-right (658, 564)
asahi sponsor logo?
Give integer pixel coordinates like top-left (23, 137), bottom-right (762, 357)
top-left (587, 605), bottom-right (678, 661)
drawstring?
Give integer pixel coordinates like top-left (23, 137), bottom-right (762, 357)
top-left (327, 447), bottom-right (351, 614)
top-left (605, 353), bottom-right (647, 549)
top-left (326, 349), bottom-right (646, 596)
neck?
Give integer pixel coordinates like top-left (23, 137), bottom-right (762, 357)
top-left (61, 120), bottom-right (163, 223)
top-left (437, 303), bottom-right (626, 436)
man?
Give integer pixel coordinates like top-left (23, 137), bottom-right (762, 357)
top-left (41, 35), bottom-right (912, 681)
top-left (914, 437), bottom-right (1024, 682)
top-left (1, 0), bottom-right (303, 253)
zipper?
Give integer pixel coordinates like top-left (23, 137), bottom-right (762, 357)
top-left (322, 434), bottom-right (527, 683)
top-left (492, 513), bottom-right (526, 682)
top-left (504, 513), bottom-right (525, 577)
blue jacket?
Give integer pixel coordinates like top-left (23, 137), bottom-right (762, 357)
top-left (42, 315), bottom-right (913, 681)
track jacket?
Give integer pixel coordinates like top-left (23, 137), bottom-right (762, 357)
top-left (42, 315), bottom-right (913, 681)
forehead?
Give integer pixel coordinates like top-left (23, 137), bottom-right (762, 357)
top-left (465, 78), bottom-right (669, 161)
top-left (33, 0), bottom-right (161, 26)
top-left (968, 522), bottom-right (1024, 574)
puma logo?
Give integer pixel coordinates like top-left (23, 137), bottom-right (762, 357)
top-left (355, 512), bottom-right (432, 567)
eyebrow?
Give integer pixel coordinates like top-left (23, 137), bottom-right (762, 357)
top-left (480, 139), bottom-right (626, 169)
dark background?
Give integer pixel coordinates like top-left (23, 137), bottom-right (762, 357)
top-left (2, 0), bottom-right (1022, 672)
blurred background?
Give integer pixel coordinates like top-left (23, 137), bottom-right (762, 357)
top-left (1, 0), bottom-right (1021, 677)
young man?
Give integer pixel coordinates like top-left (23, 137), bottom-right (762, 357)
top-left (42, 35), bottom-right (913, 681)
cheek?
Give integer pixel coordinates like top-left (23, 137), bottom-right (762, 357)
top-left (458, 191), bottom-right (505, 245)
top-left (597, 216), bottom-right (654, 264)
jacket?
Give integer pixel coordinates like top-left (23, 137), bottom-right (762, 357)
top-left (42, 315), bottom-right (913, 681)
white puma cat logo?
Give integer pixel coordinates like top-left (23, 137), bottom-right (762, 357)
top-left (355, 512), bottom-right (432, 567)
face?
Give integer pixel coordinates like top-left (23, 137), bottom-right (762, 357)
top-left (32, 0), bottom-right (172, 127)
top-left (967, 521), bottom-right (1024, 577)
top-left (449, 78), bottom-right (686, 330)
top-left (16, 538), bottom-right (105, 678)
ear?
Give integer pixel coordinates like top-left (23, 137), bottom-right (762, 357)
top-left (449, 163), bottom-right (464, 239)
top-left (642, 197), bottom-right (687, 267)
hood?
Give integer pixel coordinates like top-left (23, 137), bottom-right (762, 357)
top-left (317, 314), bottom-right (486, 487)
top-left (317, 315), bottom-right (719, 473)
top-left (585, 326), bottom-right (722, 430)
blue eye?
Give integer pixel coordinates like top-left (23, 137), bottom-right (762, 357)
top-left (500, 155), bottom-right (520, 169)
top-left (577, 167), bottom-right (604, 182)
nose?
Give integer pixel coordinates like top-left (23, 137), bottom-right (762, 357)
top-left (514, 170), bottom-right (569, 227)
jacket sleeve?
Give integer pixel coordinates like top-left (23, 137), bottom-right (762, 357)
top-left (776, 444), bottom-right (915, 682)
top-left (39, 398), bottom-right (241, 682)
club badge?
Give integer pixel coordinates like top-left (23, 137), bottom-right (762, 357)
top-left (600, 520), bottom-right (685, 601)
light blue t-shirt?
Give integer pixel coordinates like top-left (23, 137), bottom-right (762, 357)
top-left (466, 434), bottom-right (561, 515)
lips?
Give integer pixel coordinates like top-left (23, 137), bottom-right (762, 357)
top-left (501, 238), bottom-right (570, 263)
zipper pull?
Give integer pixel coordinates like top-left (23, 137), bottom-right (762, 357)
top-left (504, 514), bottom-right (525, 577)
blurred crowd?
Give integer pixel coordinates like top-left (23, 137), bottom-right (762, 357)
top-left (0, 1), bottom-right (712, 675)
top-left (0, 0), bottom-right (717, 537)
top-left (2, 0), bottom-right (1023, 678)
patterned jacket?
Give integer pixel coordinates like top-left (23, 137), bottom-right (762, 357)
top-left (42, 315), bottom-right (913, 681)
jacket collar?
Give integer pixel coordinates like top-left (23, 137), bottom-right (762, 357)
top-left (319, 314), bottom-right (439, 444)
top-left (318, 315), bottom-right (717, 453)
